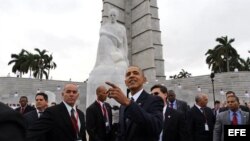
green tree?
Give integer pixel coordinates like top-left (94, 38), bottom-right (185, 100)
top-left (8, 48), bottom-right (57, 80)
top-left (205, 49), bottom-right (225, 73)
top-left (236, 57), bottom-right (250, 71)
top-left (32, 48), bottom-right (50, 80)
top-left (8, 49), bottom-right (27, 77)
top-left (205, 36), bottom-right (243, 73)
top-left (21, 50), bottom-right (37, 77)
top-left (45, 54), bottom-right (57, 79)
top-left (170, 69), bottom-right (192, 79)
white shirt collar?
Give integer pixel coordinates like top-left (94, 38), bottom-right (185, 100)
top-left (96, 100), bottom-right (104, 106)
top-left (130, 89), bottom-right (143, 102)
top-left (195, 103), bottom-right (204, 112)
top-left (195, 103), bottom-right (202, 109)
top-left (63, 101), bottom-right (77, 115)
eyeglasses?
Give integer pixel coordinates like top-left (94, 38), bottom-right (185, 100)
top-left (151, 92), bottom-right (159, 96)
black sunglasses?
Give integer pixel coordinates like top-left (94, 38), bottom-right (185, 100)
top-left (151, 92), bottom-right (159, 96)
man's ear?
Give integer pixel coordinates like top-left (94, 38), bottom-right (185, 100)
top-left (61, 92), bottom-right (64, 97)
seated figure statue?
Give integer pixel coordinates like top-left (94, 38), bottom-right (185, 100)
top-left (87, 9), bottom-right (129, 112)
top-left (94, 8), bottom-right (128, 70)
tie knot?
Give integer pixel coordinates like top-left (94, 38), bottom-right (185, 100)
top-left (169, 102), bottom-right (174, 108)
top-left (71, 108), bottom-right (75, 114)
top-left (38, 111), bottom-right (43, 117)
top-left (200, 107), bottom-right (205, 112)
top-left (233, 112), bottom-right (237, 116)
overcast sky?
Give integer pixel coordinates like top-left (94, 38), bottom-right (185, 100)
top-left (0, 0), bottom-right (249, 82)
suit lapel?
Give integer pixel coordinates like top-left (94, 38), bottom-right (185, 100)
top-left (94, 101), bottom-right (105, 122)
top-left (241, 111), bottom-right (247, 124)
top-left (119, 105), bottom-right (126, 135)
top-left (104, 102), bottom-right (112, 125)
top-left (193, 105), bottom-right (203, 116)
top-left (58, 102), bottom-right (76, 137)
top-left (224, 111), bottom-right (231, 124)
top-left (126, 91), bottom-right (148, 139)
top-left (77, 109), bottom-right (85, 136)
top-left (135, 90), bottom-right (147, 107)
top-left (176, 100), bottom-right (180, 110)
top-left (164, 108), bottom-right (172, 128)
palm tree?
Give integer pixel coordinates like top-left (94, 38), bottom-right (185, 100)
top-left (205, 49), bottom-right (225, 73)
top-left (169, 69), bottom-right (191, 79)
top-left (8, 48), bottom-right (57, 79)
top-left (169, 74), bottom-right (178, 79)
top-left (8, 49), bottom-right (27, 77)
top-left (44, 54), bottom-right (57, 79)
top-left (237, 57), bottom-right (250, 71)
top-left (33, 48), bottom-right (50, 80)
top-left (215, 36), bottom-right (237, 72)
top-left (21, 50), bottom-right (37, 78)
top-left (205, 36), bottom-right (240, 73)
top-left (178, 69), bottom-right (192, 78)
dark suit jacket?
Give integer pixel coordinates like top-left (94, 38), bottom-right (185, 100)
top-left (24, 110), bottom-right (39, 129)
top-left (86, 101), bottom-right (113, 141)
top-left (117, 90), bottom-right (164, 141)
top-left (168, 99), bottom-right (189, 119)
top-left (187, 105), bottom-right (215, 141)
top-left (26, 102), bottom-right (87, 141)
top-left (162, 108), bottom-right (188, 141)
top-left (15, 105), bottom-right (35, 114)
top-left (0, 102), bottom-right (26, 141)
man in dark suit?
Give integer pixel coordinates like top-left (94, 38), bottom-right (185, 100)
top-left (26, 83), bottom-right (87, 141)
top-left (24, 92), bottom-right (48, 129)
top-left (212, 100), bottom-right (221, 117)
top-left (15, 96), bottom-right (35, 115)
top-left (0, 102), bottom-right (26, 141)
top-left (86, 85), bottom-right (113, 141)
top-left (187, 93), bottom-right (215, 141)
top-left (106, 65), bottom-right (163, 141)
top-left (167, 90), bottom-right (189, 119)
top-left (151, 84), bottom-right (187, 141)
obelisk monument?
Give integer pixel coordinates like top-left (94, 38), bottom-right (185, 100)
top-left (86, 0), bottom-right (165, 109)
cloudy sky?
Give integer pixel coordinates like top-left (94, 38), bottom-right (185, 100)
top-left (0, 0), bottom-right (249, 82)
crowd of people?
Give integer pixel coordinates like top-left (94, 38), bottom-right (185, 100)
top-left (0, 65), bottom-right (250, 141)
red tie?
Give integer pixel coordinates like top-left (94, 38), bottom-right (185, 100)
top-left (232, 112), bottom-right (238, 125)
top-left (102, 104), bottom-right (107, 120)
top-left (71, 108), bottom-right (79, 137)
top-left (170, 103), bottom-right (174, 108)
top-left (102, 104), bottom-right (111, 133)
top-left (21, 107), bottom-right (25, 114)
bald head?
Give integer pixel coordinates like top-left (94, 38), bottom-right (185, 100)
top-left (195, 93), bottom-right (208, 107)
top-left (96, 85), bottom-right (108, 102)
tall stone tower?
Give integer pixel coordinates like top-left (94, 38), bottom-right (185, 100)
top-left (102, 0), bottom-right (165, 81)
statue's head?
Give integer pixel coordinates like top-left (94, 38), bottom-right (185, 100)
top-left (108, 8), bottom-right (119, 23)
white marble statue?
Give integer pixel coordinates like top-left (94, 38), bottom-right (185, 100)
top-left (86, 9), bottom-right (129, 113)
